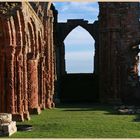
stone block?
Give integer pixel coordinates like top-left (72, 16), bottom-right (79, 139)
top-left (1, 121), bottom-right (17, 136)
top-left (0, 113), bottom-right (12, 124)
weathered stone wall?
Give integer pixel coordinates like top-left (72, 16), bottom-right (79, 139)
top-left (56, 3), bottom-right (140, 104)
top-left (1, 2), bottom-right (140, 121)
top-left (0, 2), bottom-right (57, 121)
top-left (98, 2), bottom-right (140, 104)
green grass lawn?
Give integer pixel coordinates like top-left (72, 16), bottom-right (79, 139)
top-left (10, 103), bottom-right (140, 138)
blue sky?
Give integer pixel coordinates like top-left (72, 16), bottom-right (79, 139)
top-left (54, 2), bottom-right (99, 73)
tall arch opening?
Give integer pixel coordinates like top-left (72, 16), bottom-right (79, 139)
top-left (59, 25), bottom-right (99, 103)
top-left (54, 2), bottom-right (99, 103)
top-left (64, 26), bottom-right (95, 73)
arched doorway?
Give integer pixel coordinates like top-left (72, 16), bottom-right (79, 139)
top-left (64, 26), bottom-right (94, 74)
top-left (58, 24), bottom-right (99, 103)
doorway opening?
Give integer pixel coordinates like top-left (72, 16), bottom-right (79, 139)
top-left (64, 26), bottom-right (94, 74)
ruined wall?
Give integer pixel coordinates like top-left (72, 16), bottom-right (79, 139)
top-left (0, 2), bottom-right (56, 121)
top-left (1, 2), bottom-right (140, 121)
top-left (98, 2), bottom-right (140, 104)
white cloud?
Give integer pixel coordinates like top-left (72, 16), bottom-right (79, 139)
top-left (54, 2), bottom-right (99, 23)
top-left (59, 2), bottom-right (98, 13)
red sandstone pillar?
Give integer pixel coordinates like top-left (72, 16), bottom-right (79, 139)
top-left (6, 46), bottom-right (15, 114)
top-left (28, 59), bottom-right (41, 114)
top-left (23, 50), bottom-right (30, 120)
top-left (39, 57), bottom-right (45, 109)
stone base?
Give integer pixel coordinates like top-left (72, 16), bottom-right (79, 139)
top-left (12, 113), bottom-right (24, 122)
top-left (29, 107), bottom-right (41, 115)
top-left (40, 104), bottom-right (46, 110)
top-left (45, 99), bottom-right (55, 109)
top-left (0, 121), bottom-right (17, 136)
top-left (24, 112), bottom-right (30, 121)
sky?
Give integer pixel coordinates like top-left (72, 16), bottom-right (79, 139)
top-left (54, 2), bottom-right (99, 73)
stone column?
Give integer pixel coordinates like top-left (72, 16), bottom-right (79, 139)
top-left (12, 47), bottom-right (24, 121)
top-left (6, 46), bottom-right (15, 114)
top-left (38, 56), bottom-right (45, 109)
top-left (23, 48), bottom-right (30, 120)
top-left (45, 10), bottom-right (55, 108)
top-left (98, 2), bottom-right (122, 104)
top-left (27, 59), bottom-right (41, 114)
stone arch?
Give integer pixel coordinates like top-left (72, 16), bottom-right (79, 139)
top-left (64, 25), bottom-right (95, 73)
top-left (64, 24), bottom-right (94, 42)
top-left (57, 19), bottom-right (98, 76)
top-left (57, 20), bottom-right (96, 43)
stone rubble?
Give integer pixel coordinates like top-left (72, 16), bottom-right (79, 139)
top-left (115, 105), bottom-right (140, 115)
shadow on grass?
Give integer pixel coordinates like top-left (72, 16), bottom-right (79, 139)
top-left (57, 102), bottom-right (116, 113)
top-left (58, 103), bottom-right (140, 123)
top-left (133, 114), bottom-right (140, 122)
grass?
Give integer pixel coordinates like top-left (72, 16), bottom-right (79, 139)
top-left (9, 103), bottom-right (140, 138)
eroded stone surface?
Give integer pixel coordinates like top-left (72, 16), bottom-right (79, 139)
top-left (0, 2), bottom-right (57, 121)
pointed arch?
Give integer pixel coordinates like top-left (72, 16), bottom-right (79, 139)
top-left (64, 25), bottom-right (94, 41)
top-left (64, 26), bottom-right (95, 73)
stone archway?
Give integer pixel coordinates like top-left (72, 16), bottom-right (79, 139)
top-left (56, 19), bottom-right (99, 76)
top-left (56, 19), bottom-right (99, 102)
top-left (64, 25), bottom-right (94, 73)
top-left (57, 19), bottom-right (96, 42)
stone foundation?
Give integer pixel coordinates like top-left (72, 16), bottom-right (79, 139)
top-left (0, 113), bottom-right (17, 136)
